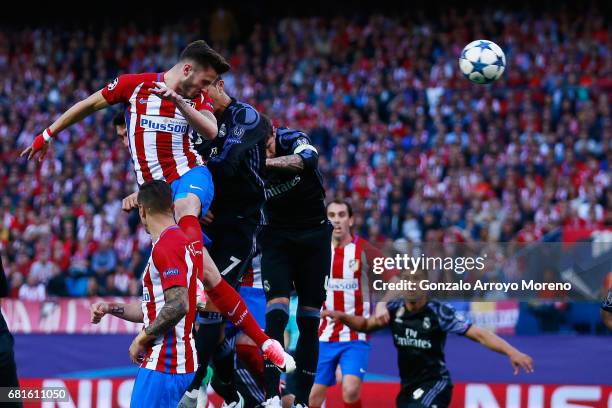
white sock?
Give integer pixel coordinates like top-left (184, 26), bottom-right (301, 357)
top-left (185, 389), bottom-right (198, 398)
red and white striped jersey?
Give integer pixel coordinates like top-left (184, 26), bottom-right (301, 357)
top-left (241, 253), bottom-right (263, 289)
top-left (101, 73), bottom-right (214, 185)
top-left (141, 226), bottom-right (199, 373)
top-left (319, 236), bottom-right (394, 342)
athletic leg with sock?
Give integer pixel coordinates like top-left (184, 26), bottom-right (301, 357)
top-left (171, 174), bottom-right (290, 407)
top-left (260, 226), bottom-right (296, 406)
top-left (292, 224), bottom-right (332, 407)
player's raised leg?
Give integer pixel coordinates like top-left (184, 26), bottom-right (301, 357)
top-left (172, 173), bottom-right (290, 408)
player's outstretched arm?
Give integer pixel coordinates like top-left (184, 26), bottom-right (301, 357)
top-left (149, 85), bottom-right (217, 140)
top-left (322, 309), bottom-right (386, 333)
top-left (91, 301), bottom-right (144, 323)
top-left (21, 90), bottom-right (110, 161)
top-left (464, 325), bottom-right (534, 375)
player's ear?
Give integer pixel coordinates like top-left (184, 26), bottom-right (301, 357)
top-left (349, 216), bottom-right (354, 228)
top-left (183, 63), bottom-right (192, 77)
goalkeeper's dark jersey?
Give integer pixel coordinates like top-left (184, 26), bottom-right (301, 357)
top-left (195, 98), bottom-right (269, 225)
top-left (265, 128), bottom-right (326, 228)
top-left (386, 299), bottom-right (472, 389)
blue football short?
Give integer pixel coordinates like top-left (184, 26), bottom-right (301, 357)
top-left (170, 165), bottom-right (214, 245)
top-left (314, 340), bottom-right (371, 386)
top-left (130, 368), bottom-right (195, 408)
top-left (170, 165), bottom-right (214, 217)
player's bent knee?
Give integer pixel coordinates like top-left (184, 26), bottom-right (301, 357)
top-left (342, 377), bottom-right (362, 402)
top-left (174, 194), bottom-right (201, 219)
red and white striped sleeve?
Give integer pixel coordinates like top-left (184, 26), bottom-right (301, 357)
top-left (100, 74), bottom-right (141, 105)
top-left (151, 241), bottom-right (188, 291)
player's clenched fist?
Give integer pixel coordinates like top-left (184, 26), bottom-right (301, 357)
top-left (20, 128), bottom-right (53, 162)
top-left (91, 302), bottom-right (110, 324)
top-left (122, 192), bottom-right (139, 212)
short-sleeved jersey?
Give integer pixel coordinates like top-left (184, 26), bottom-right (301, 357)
top-left (101, 73), bottom-right (214, 185)
top-left (386, 299), bottom-right (471, 388)
top-left (602, 289), bottom-right (612, 313)
top-left (141, 226), bottom-right (199, 374)
top-left (196, 98), bottom-right (268, 225)
top-left (319, 236), bottom-right (396, 342)
top-left (265, 128), bottom-right (327, 228)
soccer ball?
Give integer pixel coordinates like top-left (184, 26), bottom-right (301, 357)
top-left (458, 40), bottom-right (506, 84)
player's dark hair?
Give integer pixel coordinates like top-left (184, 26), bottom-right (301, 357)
top-left (259, 113), bottom-right (273, 138)
top-left (179, 40), bottom-right (230, 75)
top-left (113, 112), bottom-right (126, 127)
top-left (326, 199), bottom-right (353, 217)
top-left (260, 113), bottom-right (274, 139)
top-left (137, 180), bottom-right (173, 215)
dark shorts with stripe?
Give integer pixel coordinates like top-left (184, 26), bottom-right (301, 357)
top-left (396, 378), bottom-right (453, 408)
top-left (205, 222), bottom-right (261, 289)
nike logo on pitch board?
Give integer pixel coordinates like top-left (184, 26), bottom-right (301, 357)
top-left (189, 184), bottom-right (204, 191)
top-left (228, 302), bottom-right (241, 317)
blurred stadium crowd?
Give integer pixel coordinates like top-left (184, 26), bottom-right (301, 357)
top-left (0, 6), bottom-right (610, 300)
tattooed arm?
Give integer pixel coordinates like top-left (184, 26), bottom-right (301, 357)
top-left (90, 301), bottom-right (143, 323)
top-left (127, 286), bottom-right (189, 363)
top-left (265, 154), bottom-right (305, 173)
top-left (143, 286), bottom-right (189, 337)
